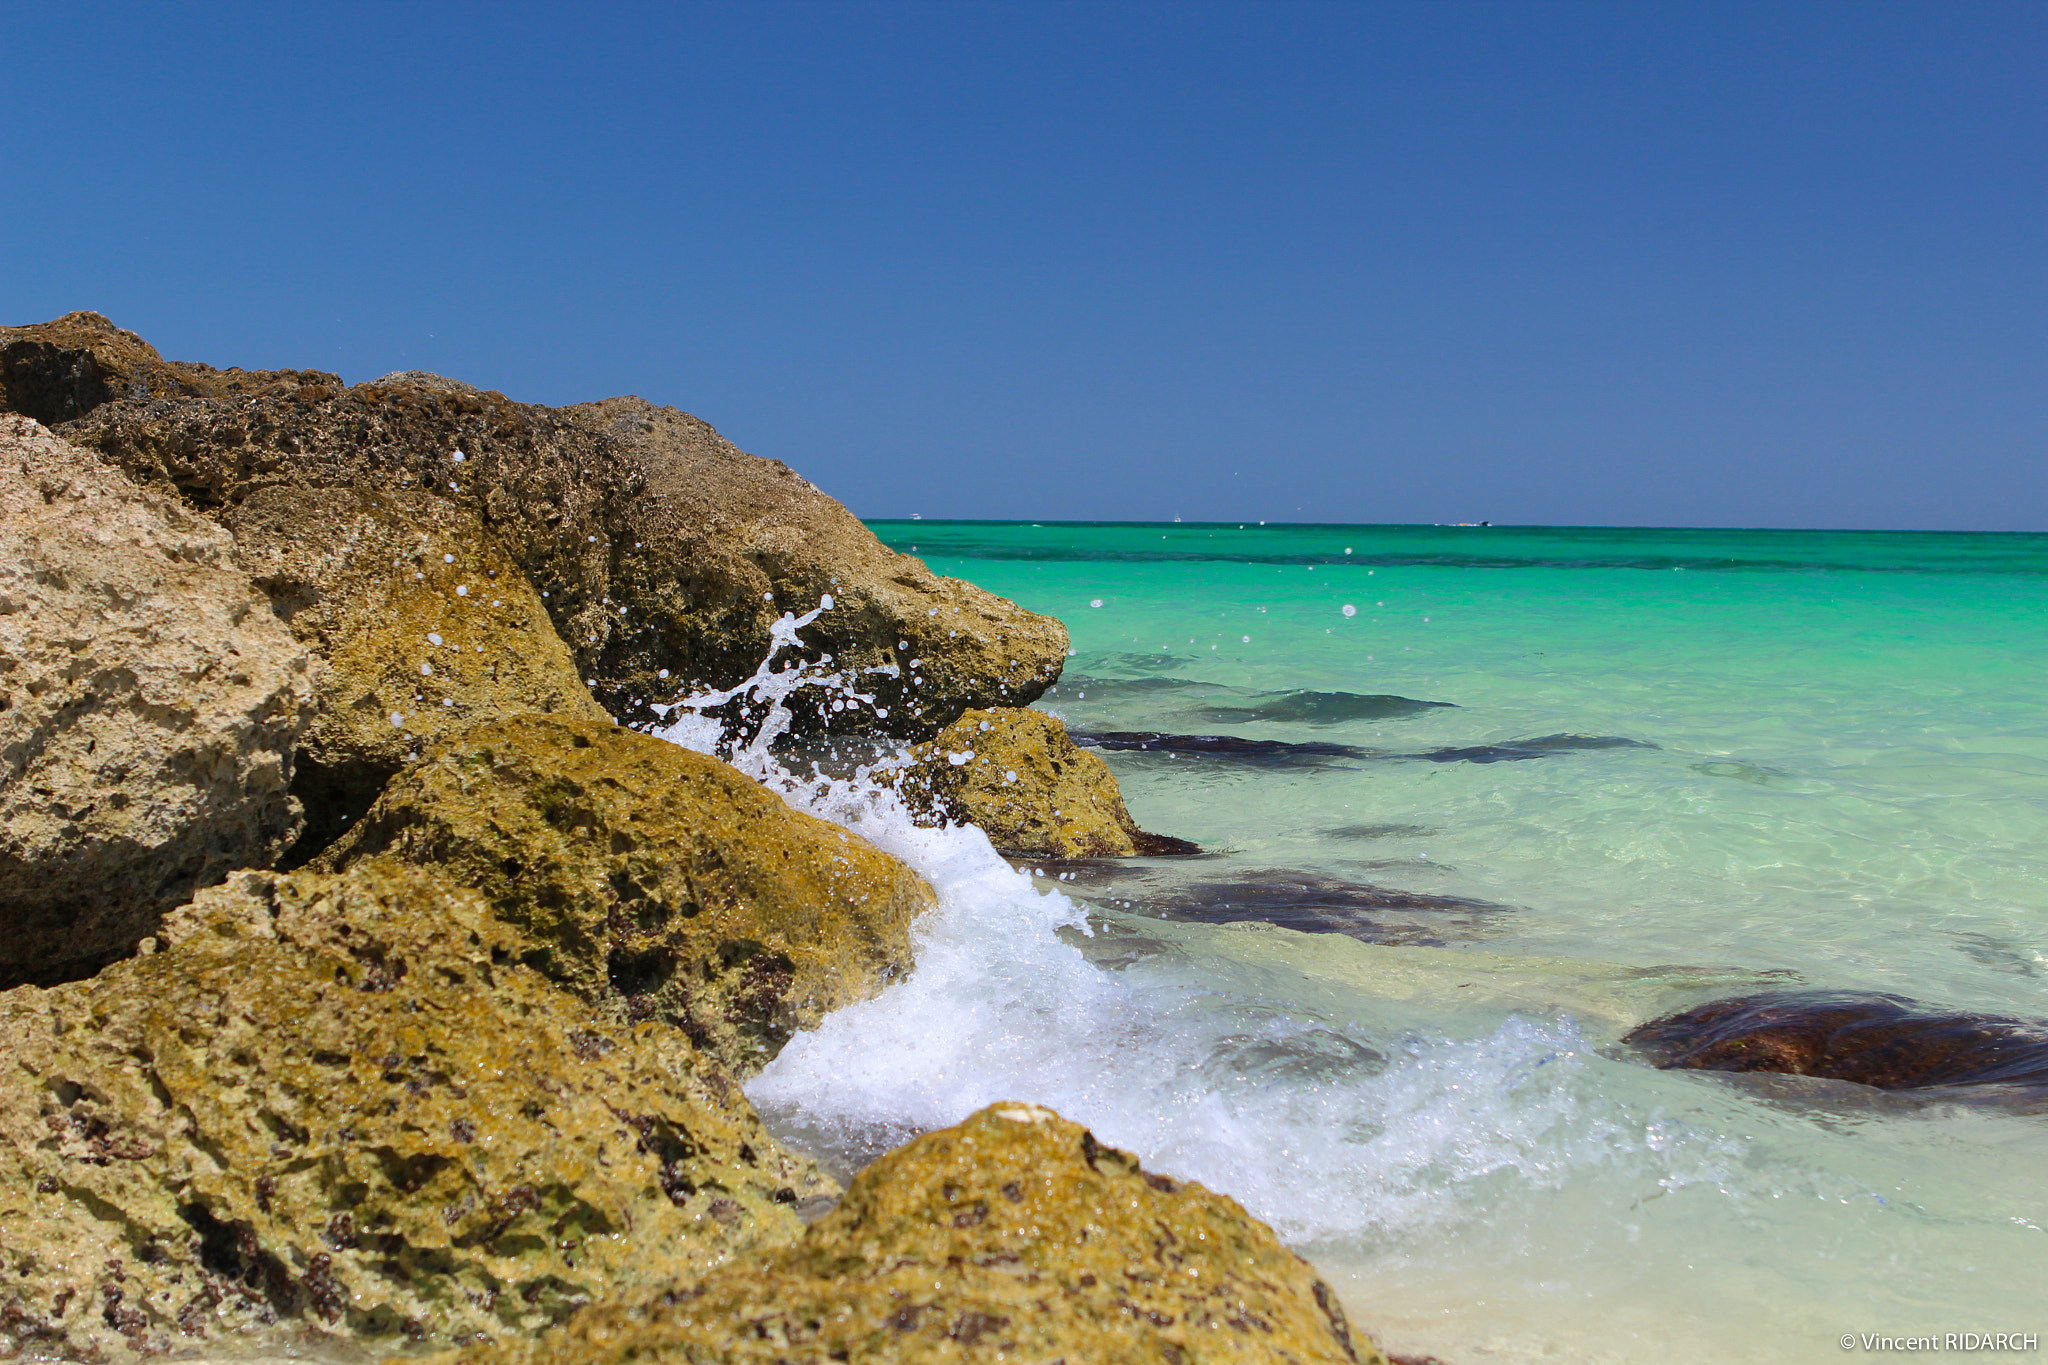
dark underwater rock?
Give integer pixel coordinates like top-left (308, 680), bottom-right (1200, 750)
top-left (1073, 730), bottom-right (1377, 765)
top-left (1014, 860), bottom-right (1508, 948)
top-left (1625, 990), bottom-right (2048, 1093)
top-left (1139, 869), bottom-right (1507, 946)
top-left (1073, 729), bottom-right (1652, 768)
top-left (1193, 690), bottom-right (1456, 725)
top-left (1409, 733), bottom-right (1654, 763)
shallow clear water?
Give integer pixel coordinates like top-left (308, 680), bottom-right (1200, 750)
top-left (730, 522), bottom-right (2048, 1364)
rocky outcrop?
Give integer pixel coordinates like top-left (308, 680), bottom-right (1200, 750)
top-left (1626, 990), bottom-right (2048, 1093)
top-left (0, 311), bottom-right (339, 427)
top-left (0, 863), bottom-right (829, 1361)
top-left (318, 714), bottom-right (935, 1076)
top-left (901, 707), bottom-right (1197, 857)
top-left (560, 396), bottom-right (1067, 735)
top-left (222, 485), bottom-right (606, 859)
top-left (42, 336), bottom-right (1066, 738)
top-left (443, 1101), bottom-right (1382, 1365)
top-left (0, 415), bottom-right (316, 987)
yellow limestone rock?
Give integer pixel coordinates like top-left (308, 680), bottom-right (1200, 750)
top-left (444, 1101), bottom-right (1383, 1365)
top-left (0, 864), bottom-right (829, 1360)
top-left (319, 713), bottom-right (936, 1076)
top-left (904, 707), bottom-right (1197, 857)
top-left (0, 414), bottom-right (316, 986)
top-left (222, 484), bottom-right (606, 856)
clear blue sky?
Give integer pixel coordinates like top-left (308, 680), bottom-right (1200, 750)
top-left (8, 2), bottom-right (2042, 530)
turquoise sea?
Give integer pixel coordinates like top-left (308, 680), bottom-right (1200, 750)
top-left (734, 522), bottom-right (2048, 1364)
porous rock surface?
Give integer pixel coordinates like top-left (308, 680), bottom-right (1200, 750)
top-left (444, 1101), bottom-right (1382, 1365)
top-left (0, 863), bottom-right (828, 1361)
top-left (902, 707), bottom-right (1198, 857)
top-left (0, 311), bottom-right (339, 426)
top-left (562, 396), bottom-right (1067, 735)
top-left (222, 484), bottom-right (606, 858)
top-left (29, 317), bottom-right (1067, 738)
top-left (319, 713), bottom-right (935, 1076)
top-left (0, 415), bottom-right (316, 987)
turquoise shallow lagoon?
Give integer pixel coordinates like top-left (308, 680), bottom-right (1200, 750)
top-left (766, 521), bottom-right (2048, 1363)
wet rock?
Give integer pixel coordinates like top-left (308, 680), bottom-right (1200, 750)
top-left (901, 708), bottom-right (1197, 857)
top-left (0, 415), bottom-right (316, 987)
top-left (53, 336), bottom-right (1066, 738)
top-left (0, 863), bottom-right (829, 1360)
top-left (1625, 990), bottom-right (2048, 1093)
top-left (442, 1101), bottom-right (1384, 1365)
top-left (318, 713), bottom-right (934, 1076)
top-left (221, 485), bottom-right (605, 861)
top-left (561, 397), bottom-right (1069, 736)
top-left (0, 310), bottom-right (338, 426)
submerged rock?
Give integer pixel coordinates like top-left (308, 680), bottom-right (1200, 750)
top-left (1064, 866), bottom-right (1508, 949)
top-left (46, 330), bottom-right (1066, 738)
top-left (1625, 990), bottom-right (2048, 1093)
top-left (901, 708), bottom-right (1197, 857)
top-left (0, 863), bottom-right (828, 1360)
top-left (0, 311), bottom-right (340, 426)
top-left (1075, 730), bottom-right (1377, 766)
top-left (0, 416), bottom-right (316, 987)
top-left (319, 714), bottom-right (935, 1076)
top-left (1409, 733), bottom-right (1653, 763)
top-left (1073, 730), bottom-right (1653, 768)
top-left (443, 1101), bottom-right (1382, 1365)
top-left (222, 485), bottom-right (606, 859)
top-left (1193, 690), bottom-right (1456, 726)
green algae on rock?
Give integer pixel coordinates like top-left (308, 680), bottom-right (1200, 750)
top-left (222, 484), bottom-right (606, 859)
top-left (42, 331), bottom-right (1068, 738)
top-left (441, 1101), bottom-right (1383, 1365)
top-left (903, 707), bottom-right (1198, 857)
top-left (318, 713), bottom-right (935, 1076)
top-left (0, 863), bottom-right (829, 1361)
top-left (0, 415), bottom-right (316, 988)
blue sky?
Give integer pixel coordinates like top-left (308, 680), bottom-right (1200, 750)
top-left (8, 2), bottom-right (2042, 529)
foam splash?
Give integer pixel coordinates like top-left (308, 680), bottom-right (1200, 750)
top-left (653, 601), bottom-right (1738, 1245)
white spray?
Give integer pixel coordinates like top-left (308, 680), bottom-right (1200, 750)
top-left (652, 600), bottom-right (1739, 1247)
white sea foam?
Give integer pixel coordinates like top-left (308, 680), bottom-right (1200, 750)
top-left (651, 601), bottom-right (1739, 1249)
